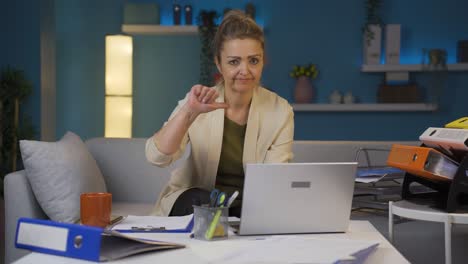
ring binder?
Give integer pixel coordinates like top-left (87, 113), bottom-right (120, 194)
top-left (419, 127), bottom-right (468, 153)
top-left (386, 144), bottom-right (459, 181)
top-left (445, 117), bottom-right (468, 129)
top-left (15, 218), bottom-right (185, 262)
top-left (399, 147), bottom-right (468, 212)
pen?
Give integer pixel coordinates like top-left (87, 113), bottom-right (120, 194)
top-left (225, 190), bottom-right (239, 207)
top-left (110, 215), bottom-right (124, 225)
top-left (105, 215), bottom-right (125, 230)
top-left (209, 189), bottom-right (220, 207)
top-left (131, 226), bottom-right (166, 231)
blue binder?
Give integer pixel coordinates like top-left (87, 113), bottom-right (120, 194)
top-left (15, 217), bottom-right (185, 262)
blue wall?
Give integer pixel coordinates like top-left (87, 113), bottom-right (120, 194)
top-left (5, 0), bottom-right (468, 141)
top-left (263, 1), bottom-right (468, 140)
top-left (54, 0), bottom-right (266, 139)
top-left (1, 0), bottom-right (41, 138)
top-left (55, 0), bottom-right (123, 138)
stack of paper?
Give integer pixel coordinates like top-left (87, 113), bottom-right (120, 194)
top-left (355, 167), bottom-right (405, 183)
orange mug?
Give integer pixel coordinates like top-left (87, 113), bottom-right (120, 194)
top-left (80, 192), bottom-right (112, 228)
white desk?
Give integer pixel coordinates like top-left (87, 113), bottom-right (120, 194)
top-left (13, 220), bottom-right (408, 264)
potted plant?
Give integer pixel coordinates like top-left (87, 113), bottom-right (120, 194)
top-left (290, 64), bottom-right (319, 103)
top-left (197, 10), bottom-right (219, 86)
top-left (362, 0), bottom-right (384, 65)
top-left (363, 0), bottom-right (383, 45)
top-left (0, 66), bottom-right (35, 197)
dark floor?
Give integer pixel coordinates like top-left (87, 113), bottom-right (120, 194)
top-left (351, 208), bottom-right (468, 264)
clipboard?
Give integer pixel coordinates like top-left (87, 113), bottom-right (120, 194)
top-left (110, 214), bottom-right (194, 233)
top-left (114, 218), bottom-right (194, 233)
top-left (386, 144), bottom-right (459, 181)
top-left (15, 217), bottom-right (185, 262)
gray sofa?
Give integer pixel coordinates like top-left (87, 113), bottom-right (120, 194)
top-left (3, 138), bottom-right (418, 263)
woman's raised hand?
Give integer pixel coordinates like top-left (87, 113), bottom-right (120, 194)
top-left (185, 85), bottom-right (229, 114)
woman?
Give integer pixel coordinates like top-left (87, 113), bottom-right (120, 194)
top-left (146, 10), bottom-right (294, 217)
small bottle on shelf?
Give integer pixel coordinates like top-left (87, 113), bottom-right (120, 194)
top-left (173, 4), bottom-right (181, 25)
top-left (184, 5), bottom-right (193, 25)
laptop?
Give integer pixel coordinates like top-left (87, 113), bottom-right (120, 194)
top-left (237, 162), bottom-right (358, 235)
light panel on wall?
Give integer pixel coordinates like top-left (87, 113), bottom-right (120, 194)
top-left (105, 35), bottom-right (133, 138)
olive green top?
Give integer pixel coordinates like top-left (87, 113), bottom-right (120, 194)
top-left (215, 116), bottom-right (247, 213)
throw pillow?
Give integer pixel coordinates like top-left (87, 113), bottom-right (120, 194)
top-left (20, 131), bottom-right (107, 223)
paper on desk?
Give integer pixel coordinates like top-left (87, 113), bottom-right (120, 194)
top-left (111, 214), bottom-right (193, 231)
top-left (191, 236), bottom-right (379, 264)
top-left (228, 216), bottom-right (240, 223)
top-left (355, 167), bottom-right (404, 183)
top-left (355, 175), bottom-right (386, 183)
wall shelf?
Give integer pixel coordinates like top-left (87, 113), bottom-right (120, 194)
top-left (292, 103), bottom-right (438, 112)
top-left (360, 64), bottom-right (468, 108)
top-left (122, 25), bottom-right (198, 35)
top-left (361, 63), bottom-right (468, 72)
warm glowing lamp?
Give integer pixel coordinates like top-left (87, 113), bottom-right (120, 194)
top-left (105, 35), bottom-right (133, 138)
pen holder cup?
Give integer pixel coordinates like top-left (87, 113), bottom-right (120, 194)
top-left (193, 205), bottom-right (229, 241)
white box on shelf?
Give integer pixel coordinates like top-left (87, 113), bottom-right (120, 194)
top-left (385, 24), bottom-right (401, 65)
top-left (363, 25), bottom-right (382, 65)
top-left (385, 72), bottom-right (409, 84)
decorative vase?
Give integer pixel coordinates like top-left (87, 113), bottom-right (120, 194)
top-left (245, 3), bottom-right (255, 20)
top-left (428, 49), bottom-right (447, 66)
top-left (173, 4), bottom-right (181, 25)
top-left (294, 76), bottom-right (314, 103)
top-left (363, 24), bottom-right (382, 65)
top-left (329, 90), bottom-right (342, 104)
top-left (184, 5), bottom-right (192, 25)
top-left (343, 92), bottom-right (356, 104)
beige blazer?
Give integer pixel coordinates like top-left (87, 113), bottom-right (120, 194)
top-left (145, 84), bottom-right (294, 216)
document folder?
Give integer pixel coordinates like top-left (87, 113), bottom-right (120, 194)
top-left (15, 218), bottom-right (185, 262)
top-left (445, 117), bottom-right (468, 129)
top-left (387, 144), bottom-right (459, 181)
top-left (419, 127), bottom-right (468, 152)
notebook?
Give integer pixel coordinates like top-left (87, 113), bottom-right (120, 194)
top-left (237, 162), bottom-right (358, 235)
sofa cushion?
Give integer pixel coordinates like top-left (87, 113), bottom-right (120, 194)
top-left (112, 202), bottom-right (154, 216)
top-left (19, 131), bottom-right (107, 223)
top-left (85, 138), bottom-right (174, 203)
